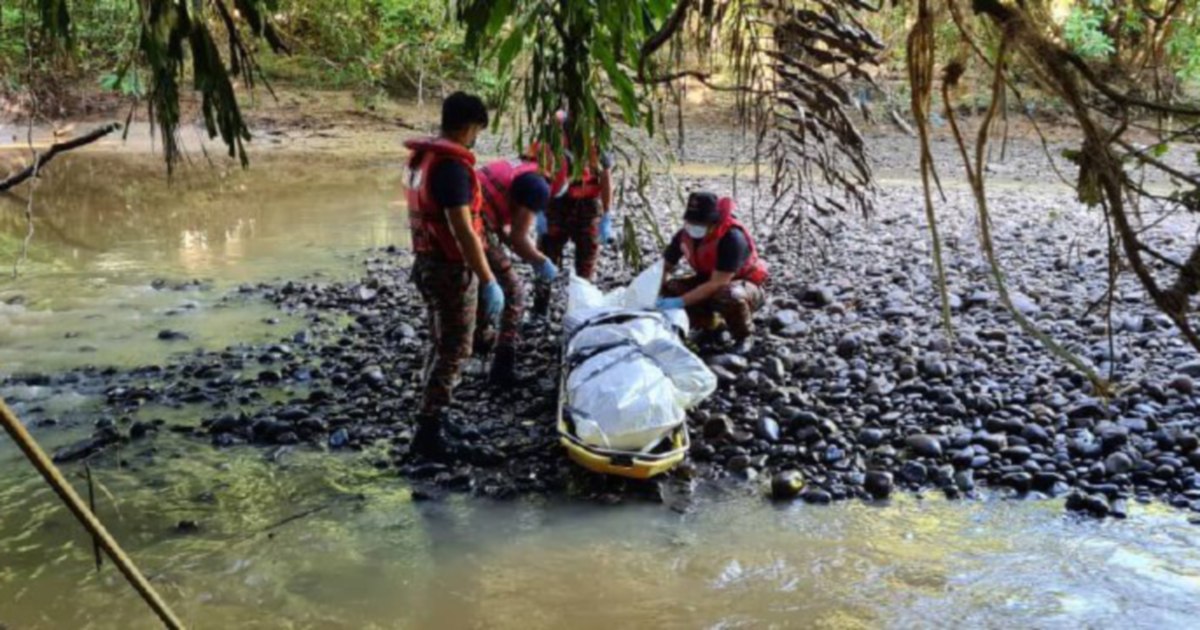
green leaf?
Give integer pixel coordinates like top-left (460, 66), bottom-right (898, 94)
top-left (647, 0), bottom-right (673, 22)
top-left (595, 38), bottom-right (640, 124)
top-left (485, 0), bottom-right (514, 41)
top-left (494, 19), bottom-right (526, 75)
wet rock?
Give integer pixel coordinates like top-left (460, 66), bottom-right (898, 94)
top-left (756, 417), bottom-right (781, 443)
top-left (900, 461), bottom-right (928, 485)
top-left (709, 365), bottom-right (738, 384)
top-left (1104, 451), bottom-right (1134, 476)
top-left (769, 310), bottom-right (802, 332)
top-left (1021, 424), bottom-right (1050, 445)
top-left (801, 286), bottom-right (835, 308)
top-left (1001, 446), bottom-right (1033, 463)
top-left (858, 427), bottom-right (885, 448)
top-left (52, 429), bottom-right (121, 463)
top-left (905, 434), bottom-right (943, 458)
top-left (836, 334), bottom-right (861, 358)
top-left (954, 469), bottom-right (975, 492)
top-left (1176, 360), bottom-right (1200, 378)
top-left (967, 290), bottom-right (995, 307)
top-left (1002, 472), bottom-right (1033, 493)
top-left (1010, 293), bottom-right (1041, 315)
top-left (329, 428), bottom-right (350, 448)
top-left (865, 471), bottom-right (893, 499)
top-left (975, 433), bottom-right (1007, 453)
top-left (157, 329), bottom-right (190, 341)
top-left (360, 365), bottom-right (386, 387)
top-left (779, 322), bottom-right (810, 338)
top-left (801, 488), bottom-right (833, 505)
top-left (919, 357), bottom-right (948, 379)
top-left (355, 286), bottom-right (378, 302)
top-left (1066, 492), bottom-right (1111, 517)
top-left (770, 470), bottom-right (805, 501)
top-left (708, 354), bottom-right (749, 374)
top-left (979, 329), bottom-right (1008, 343)
top-left (703, 416), bottom-right (734, 441)
top-left (1068, 399), bottom-right (1108, 421)
top-left (129, 421), bottom-right (157, 440)
top-left (1099, 425), bottom-right (1130, 451)
top-left (1168, 375), bottom-right (1195, 395)
top-left (762, 358), bottom-right (787, 382)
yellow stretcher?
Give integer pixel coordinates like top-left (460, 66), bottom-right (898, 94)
top-left (557, 413), bottom-right (690, 479)
top-left (555, 312), bottom-right (690, 480)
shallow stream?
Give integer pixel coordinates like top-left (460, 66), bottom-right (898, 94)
top-left (1, 151), bottom-right (1199, 629)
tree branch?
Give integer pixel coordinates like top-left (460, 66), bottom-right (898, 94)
top-left (0, 124), bottom-right (122, 192)
top-left (638, 0), bottom-right (694, 82)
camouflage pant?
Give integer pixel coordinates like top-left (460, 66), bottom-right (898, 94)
top-left (412, 254), bottom-right (478, 415)
top-left (540, 196), bottom-right (604, 280)
top-left (475, 230), bottom-right (525, 350)
top-left (662, 276), bottom-right (765, 339)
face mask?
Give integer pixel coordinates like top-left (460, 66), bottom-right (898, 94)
top-left (684, 223), bottom-right (709, 239)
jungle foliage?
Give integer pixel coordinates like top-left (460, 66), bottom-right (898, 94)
top-left (9, 0), bottom-right (1200, 376)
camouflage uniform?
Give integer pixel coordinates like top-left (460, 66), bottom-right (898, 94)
top-left (661, 276), bottom-right (764, 339)
top-left (474, 229), bottom-right (526, 350)
top-left (540, 196), bottom-right (604, 280)
top-left (412, 253), bottom-right (478, 414)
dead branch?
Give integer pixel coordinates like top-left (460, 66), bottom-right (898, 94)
top-left (0, 123), bottom-right (122, 192)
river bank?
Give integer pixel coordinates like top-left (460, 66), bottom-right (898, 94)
top-left (4, 96), bottom-right (1200, 627)
top-left (4, 108), bottom-right (1200, 517)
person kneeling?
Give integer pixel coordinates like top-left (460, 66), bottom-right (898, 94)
top-left (656, 192), bottom-right (768, 354)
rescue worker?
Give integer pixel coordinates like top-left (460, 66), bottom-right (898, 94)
top-left (531, 111), bottom-right (615, 314)
top-left (404, 92), bottom-right (504, 459)
top-left (656, 192), bottom-right (768, 354)
top-left (475, 156), bottom-right (557, 386)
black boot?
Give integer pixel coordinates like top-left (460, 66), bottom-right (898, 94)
top-left (488, 345), bottom-right (524, 388)
top-left (410, 413), bottom-right (448, 461)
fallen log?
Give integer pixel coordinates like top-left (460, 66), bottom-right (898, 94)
top-left (0, 123), bottom-right (121, 192)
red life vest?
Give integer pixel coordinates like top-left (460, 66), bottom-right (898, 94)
top-left (680, 197), bottom-right (769, 285)
top-left (478, 158), bottom-right (543, 233)
top-left (526, 117), bottom-right (604, 201)
top-left (404, 137), bottom-right (484, 262)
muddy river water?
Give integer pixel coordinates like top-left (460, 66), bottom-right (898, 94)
top-left (2, 151), bottom-right (1199, 628)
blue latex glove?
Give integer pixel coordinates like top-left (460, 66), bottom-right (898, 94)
top-left (656, 297), bottom-right (685, 311)
top-left (481, 281), bottom-right (505, 320)
top-left (534, 258), bottom-right (559, 282)
top-left (535, 211), bottom-right (549, 237)
top-left (599, 213), bottom-right (615, 245)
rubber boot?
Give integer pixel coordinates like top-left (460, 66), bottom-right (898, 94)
top-left (488, 345), bottom-right (524, 388)
top-left (410, 412), bottom-right (448, 462)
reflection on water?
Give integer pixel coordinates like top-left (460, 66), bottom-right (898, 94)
top-left (0, 152), bottom-right (408, 374)
top-left (1, 427), bottom-right (1199, 629)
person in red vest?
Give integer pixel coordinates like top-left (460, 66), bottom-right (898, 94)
top-left (403, 92), bottom-right (504, 459)
top-left (657, 192), bottom-right (769, 354)
top-left (475, 156), bottom-right (556, 386)
top-left (531, 111), bottom-right (615, 315)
